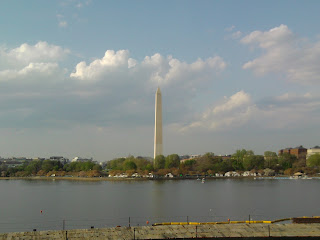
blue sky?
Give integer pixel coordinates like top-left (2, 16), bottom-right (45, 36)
top-left (0, 0), bottom-right (320, 161)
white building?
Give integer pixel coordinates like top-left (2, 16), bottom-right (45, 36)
top-left (307, 146), bottom-right (320, 159)
top-left (72, 157), bottom-right (93, 162)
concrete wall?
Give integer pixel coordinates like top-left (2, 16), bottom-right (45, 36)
top-left (1, 224), bottom-right (320, 240)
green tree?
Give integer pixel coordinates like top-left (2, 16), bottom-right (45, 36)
top-left (232, 150), bottom-right (255, 170)
top-left (123, 160), bottom-right (137, 170)
top-left (106, 158), bottom-right (126, 170)
top-left (183, 159), bottom-right (196, 167)
top-left (165, 154), bottom-right (180, 169)
top-left (213, 160), bottom-right (233, 173)
top-left (243, 155), bottom-right (264, 170)
top-left (25, 160), bottom-right (42, 175)
top-left (195, 154), bottom-right (216, 172)
top-left (154, 155), bottom-right (165, 169)
top-left (42, 160), bottom-right (54, 173)
top-left (307, 154), bottom-right (320, 167)
top-left (278, 153), bottom-right (297, 170)
top-left (232, 149), bottom-right (247, 163)
top-left (204, 152), bottom-right (215, 157)
top-left (264, 151), bottom-right (278, 168)
top-left (133, 157), bottom-right (152, 171)
top-left (93, 164), bottom-right (102, 171)
top-left (145, 163), bottom-right (154, 171)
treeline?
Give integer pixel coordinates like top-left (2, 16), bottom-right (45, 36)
top-left (2, 150), bottom-right (320, 178)
top-left (107, 150), bottom-right (320, 176)
top-left (180, 150), bottom-right (320, 175)
top-left (0, 159), bottom-right (102, 177)
top-left (107, 154), bottom-right (180, 176)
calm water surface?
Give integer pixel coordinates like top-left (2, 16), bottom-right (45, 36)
top-left (0, 178), bottom-right (319, 232)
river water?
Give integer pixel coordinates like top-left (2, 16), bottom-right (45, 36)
top-left (0, 178), bottom-right (319, 232)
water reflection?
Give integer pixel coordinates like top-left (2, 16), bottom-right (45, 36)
top-left (1, 178), bottom-right (320, 232)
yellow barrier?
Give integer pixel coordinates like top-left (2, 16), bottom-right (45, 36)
top-left (262, 221), bottom-right (272, 224)
top-left (189, 222), bottom-right (200, 225)
top-left (153, 217), bottom-right (295, 226)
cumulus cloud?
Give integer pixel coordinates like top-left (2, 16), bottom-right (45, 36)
top-left (70, 49), bottom-right (226, 91)
top-left (180, 91), bottom-right (320, 132)
top-left (0, 43), bottom-right (227, 129)
top-left (0, 42), bottom-right (69, 82)
top-left (241, 24), bottom-right (320, 84)
top-left (1, 41), bottom-right (69, 67)
top-left (182, 91), bottom-right (256, 131)
top-left (0, 63), bottom-right (61, 81)
top-left (70, 50), bottom-right (131, 80)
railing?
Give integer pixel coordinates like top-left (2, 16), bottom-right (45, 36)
top-left (0, 215), bottom-right (296, 233)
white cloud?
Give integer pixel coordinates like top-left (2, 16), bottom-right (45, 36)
top-left (0, 44), bottom-right (227, 130)
top-left (0, 63), bottom-right (60, 81)
top-left (182, 91), bottom-right (256, 131)
top-left (57, 14), bottom-right (68, 28)
top-left (70, 50), bottom-right (226, 91)
top-left (70, 50), bottom-right (130, 80)
top-left (75, 0), bottom-right (91, 8)
top-left (3, 41), bottom-right (69, 65)
top-left (231, 31), bottom-right (242, 39)
top-left (59, 21), bottom-right (68, 27)
top-left (241, 24), bottom-right (293, 48)
top-left (212, 91), bottom-right (251, 114)
top-left (225, 25), bottom-right (235, 32)
top-left (180, 91), bottom-right (320, 132)
top-left (241, 24), bottom-right (320, 84)
top-left (60, 0), bottom-right (91, 8)
top-left (0, 41), bottom-right (69, 83)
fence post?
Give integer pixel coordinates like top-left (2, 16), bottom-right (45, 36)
top-left (196, 225), bottom-right (198, 238)
top-left (133, 228), bottom-right (135, 240)
top-left (129, 217), bottom-right (131, 227)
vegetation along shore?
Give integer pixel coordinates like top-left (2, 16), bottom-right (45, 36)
top-left (1, 149), bottom-right (320, 179)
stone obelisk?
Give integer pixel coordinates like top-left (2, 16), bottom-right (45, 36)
top-left (154, 87), bottom-right (163, 159)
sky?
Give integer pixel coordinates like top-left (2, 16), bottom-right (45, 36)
top-left (0, 0), bottom-right (320, 162)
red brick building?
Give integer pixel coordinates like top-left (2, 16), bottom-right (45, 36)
top-left (278, 146), bottom-right (307, 161)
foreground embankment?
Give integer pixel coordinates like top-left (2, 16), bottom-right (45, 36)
top-left (1, 223), bottom-right (320, 240)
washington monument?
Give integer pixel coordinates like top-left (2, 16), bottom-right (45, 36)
top-left (154, 87), bottom-right (163, 159)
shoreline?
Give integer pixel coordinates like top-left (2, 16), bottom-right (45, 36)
top-left (1, 175), bottom-right (318, 181)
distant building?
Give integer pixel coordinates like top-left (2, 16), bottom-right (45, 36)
top-left (72, 157), bottom-right (93, 162)
top-left (179, 155), bottom-right (190, 160)
top-left (50, 156), bottom-right (69, 164)
top-left (307, 146), bottom-right (320, 159)
top-left (278, 146), bottom-right (307, 162)
top-left (0, 157), bottom-right (32, 168)
top-left (221, 155), bottom-right (232, 161)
